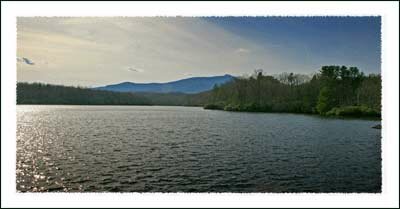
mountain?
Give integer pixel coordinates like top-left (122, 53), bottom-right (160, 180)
top-left (94, 74), bottom-right (234, 94)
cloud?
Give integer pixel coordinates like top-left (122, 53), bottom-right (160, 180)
top-left (16, 17), bottom-right (286, 85)
top-left (17, 57), bottom-right (35, 65)
top-left (235, 48), bottom-right (250, 54)
top-left (127, 66), bottom-right (144, 73)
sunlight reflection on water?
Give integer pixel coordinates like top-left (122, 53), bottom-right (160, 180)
top-left (16, 105), bottom-right (381, 192)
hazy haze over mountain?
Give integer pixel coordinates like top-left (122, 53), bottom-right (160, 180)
top-left (95, 74), bottom-right (234, 94)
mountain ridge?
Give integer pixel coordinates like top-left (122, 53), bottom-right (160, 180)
top-left (94, 74), bottom-right (234, 94)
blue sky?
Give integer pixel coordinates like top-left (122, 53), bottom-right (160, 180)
top-left (17, 17), bottom-right (380, 86)
top-left (204, 16), bottom-right (381, 74)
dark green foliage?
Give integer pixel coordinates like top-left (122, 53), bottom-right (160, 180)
top-left (204, 102), bottom-right (225, 110)
top-left (316, 87), bottom-right (336, 114)
top-left (204, 66), bottom-right (381, 118)
top-left (137, 91), bottom-right (211, 106)
top-left (17, 65), bottom-right (381, 119)
top-left (326, 106), bottom-right (381, 117)
top-left (17, 82), bottom-right (211, 106)
top-left (17, 83), bottom-right (152, 105)
top-left (357, 74), bottom-right (381, 112)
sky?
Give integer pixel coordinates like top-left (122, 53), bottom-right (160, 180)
top-left (17, 17), bottom-right (381, 87)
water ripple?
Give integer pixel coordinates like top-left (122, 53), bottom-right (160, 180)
top-left (16, 105), bottom-right (381, 192)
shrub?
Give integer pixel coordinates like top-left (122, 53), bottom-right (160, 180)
top-left (204, 103), bottom-right (224, 110)
top-left (326, 106), bottom-right (380, 117)
top-left (224, 104), bottom-right (240, 111)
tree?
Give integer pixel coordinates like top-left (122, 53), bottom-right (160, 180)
top-left (357, 74), bottom-right (381, 111)
top-left (202, 65), bottom-right (380, 117)
top-left (316, 86), bottom-right (336, 114)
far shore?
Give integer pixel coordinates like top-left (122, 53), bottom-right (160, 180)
top-left (17, 103), bottom-right (381, 121)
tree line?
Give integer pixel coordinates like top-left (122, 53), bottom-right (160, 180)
top-left (17, 83), bottom-right (151, 105)
top-left (16, 82), bottom-right (210, 106)
top-left (17, 65), bottom-right (381, 118)
top-left (205, 66), bottom-right (381, 118)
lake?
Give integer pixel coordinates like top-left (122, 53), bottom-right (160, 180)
top-left (16, 105), bottom-right (381, 192)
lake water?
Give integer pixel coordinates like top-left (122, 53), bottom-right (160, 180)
top-left (16, 105), bottom-right (381, 192)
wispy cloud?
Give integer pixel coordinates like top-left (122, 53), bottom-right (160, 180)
top-left (127, 66), bottom-right (144, 73)
top-left (17, 57), bottom-right (35, 65)
top-left (235, 48), bottom-right (250, 54)
top-left (15, 17), bottom-right (303, 86)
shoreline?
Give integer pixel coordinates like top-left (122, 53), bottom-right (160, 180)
top-left (16, 103), bottom-right (381, 121)
top-left (203, 108), bottom-right (381, 121)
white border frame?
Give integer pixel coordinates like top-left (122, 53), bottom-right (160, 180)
top-left (2, 1), bottom-right (399, 208)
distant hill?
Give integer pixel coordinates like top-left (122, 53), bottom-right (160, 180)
top-left (94, 74), bottom-right (234, 94)
top-left (17, 82), bottom-right (211, 106)
top-left (17, 83), bottom-right (151, 105)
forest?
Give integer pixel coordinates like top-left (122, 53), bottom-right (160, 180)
top-left (17, 83), bottom-right (151, 105)
top-left (205, 65), bottom-right (381, 118)
top-left (16, 82), bottom-right (210, 106)
top-left (17, 65), bottom-right (381, 118)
